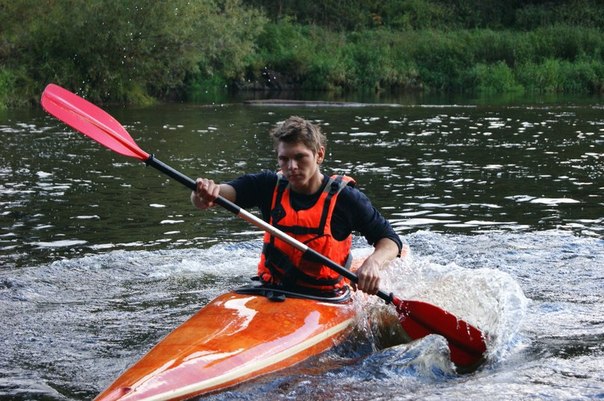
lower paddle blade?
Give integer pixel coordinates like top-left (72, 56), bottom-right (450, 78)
top-left (394, 297), bottom-right (487, 369)
top-left (41, 84), bottom-right (149, 161)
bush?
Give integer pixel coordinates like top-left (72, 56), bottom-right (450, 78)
top-left (2, 1), bottom-right (603, 105)
top-left (0, 69), bottom-right (15, 110)
top-left (518, 59), bottom-right (603, 94)
top-left (250, 21), bottom-right (353, 90)
top-left (515, 0), bottom-right (604, 30)
top-left (467, 62), bottom-right (524, 94)
top-left (1, 0), bottom-right (266, 105)
top-left (247, 22), bottom-right (603, 95)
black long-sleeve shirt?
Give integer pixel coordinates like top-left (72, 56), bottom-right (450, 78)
top-left (227, 170), bottom-right (402, 253)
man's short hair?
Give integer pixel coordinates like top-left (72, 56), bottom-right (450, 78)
top-left (270, 116), bottom-right (326, 154)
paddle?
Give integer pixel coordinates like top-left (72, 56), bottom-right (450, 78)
top-left (41, 83), bottom-right (487, 370)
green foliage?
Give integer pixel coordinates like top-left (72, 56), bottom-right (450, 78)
top-left (250, 21), bottom-right (354, 90)
top-left (249, 24), bottom-right (419, 92)
top-left (1, 0), bottom-right (603, 106)
top-left (515, 0), bottom-right (604, 30)
top-left (248, 21), bottom-right (604, 95)
top-left (0, 68), bottom-right (14, 110)
top-left (467, 62), bottom-right (524, 94)
top-left (244, 0), bottom-right (604, 31)
top-left (243, 1), bottom-right (379, 30)
top-left (380, 0), bottom-right (454, 30)
top-left (1, 0), bottom-right (265, 105)
top-left (517, 58), bottom-right (603, 94)
top-left (253, 20), bottom-right (316, 81)
top-left (344, 30), bottom-right (418, 91)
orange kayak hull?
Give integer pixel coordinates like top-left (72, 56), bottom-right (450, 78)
top-left (95, 291), bottom-right (356, 401)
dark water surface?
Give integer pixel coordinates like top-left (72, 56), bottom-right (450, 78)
top-left (0, 96), bottom-right (602, 400)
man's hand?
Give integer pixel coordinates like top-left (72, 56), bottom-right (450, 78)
top-left (191, 178), bottom-right (221, 210)
top-left (353, 237), bottom-right (400, 295)
top-left (355, 258), bottom-right (382, 294)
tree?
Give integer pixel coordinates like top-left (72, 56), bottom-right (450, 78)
top-left (1, 0), bottom-right (266, 104)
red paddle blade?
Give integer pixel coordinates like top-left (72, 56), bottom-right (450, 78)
top-left (394, 297), bottom-right (487, 370)
top-left (41, 84), bottom-right (149, 161)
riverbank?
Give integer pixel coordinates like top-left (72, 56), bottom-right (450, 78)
top-left (1, 1), bottom-right (603, 108)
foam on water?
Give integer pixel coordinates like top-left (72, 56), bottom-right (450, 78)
top-left (1, 231), bottom-right (602, 400)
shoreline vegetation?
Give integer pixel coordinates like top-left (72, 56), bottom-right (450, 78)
top-left (1, 0), bottom-right (603, 109)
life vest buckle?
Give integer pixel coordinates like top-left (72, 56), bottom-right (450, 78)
top-left (265, 290), bottom-right (286, 302)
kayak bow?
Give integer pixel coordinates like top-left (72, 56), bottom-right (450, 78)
top-left (95, 290), bottom-right (356, 401)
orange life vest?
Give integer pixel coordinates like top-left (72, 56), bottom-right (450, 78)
top-left (258, 173), bottom-right (355, 292)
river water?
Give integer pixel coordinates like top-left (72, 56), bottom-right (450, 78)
top-left (0, 95), bottom-right (602, 400)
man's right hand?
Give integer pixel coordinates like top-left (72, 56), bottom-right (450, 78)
top-left (191, 178), bottom-right (221, 210)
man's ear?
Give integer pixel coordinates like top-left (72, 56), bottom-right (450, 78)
top-left (316, 146), bottom-right (325, 164)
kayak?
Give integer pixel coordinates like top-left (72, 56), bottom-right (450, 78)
top-left (40, 83), bottom-right (487, 397)
top-left (94, 285), bottom-right (357, 401)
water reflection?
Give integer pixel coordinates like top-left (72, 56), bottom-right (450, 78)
top-left (0, 102), bottom-right (602, 268)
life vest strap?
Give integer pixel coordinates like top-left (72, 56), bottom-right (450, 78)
top-left (263, 242), bottom-right (347, 287)
top-left (271, 175), bottom-right (348, 236)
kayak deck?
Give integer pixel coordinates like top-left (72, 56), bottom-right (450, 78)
top-left (95, 290), bottom-right (356, 401)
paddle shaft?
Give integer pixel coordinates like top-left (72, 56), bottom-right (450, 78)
top-left (146, 155), bottom-right (394, 304)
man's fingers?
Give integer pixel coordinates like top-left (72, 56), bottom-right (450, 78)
top-left (356, 269), bottom-right (380, 295)
top-left (193, 178), bottom-right (218, 209)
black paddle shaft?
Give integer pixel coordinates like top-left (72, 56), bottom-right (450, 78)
top-left (146, 154), bottom-right (240, 214)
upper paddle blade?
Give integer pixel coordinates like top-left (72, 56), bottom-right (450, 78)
top-left (394, 297), bottom-right (487, 370)
top-left (41, 84), bottom-right (149, 161)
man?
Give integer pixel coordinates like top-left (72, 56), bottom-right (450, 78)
top-left (191, 116), bottom-right (401, 296)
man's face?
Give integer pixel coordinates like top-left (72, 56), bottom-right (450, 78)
top-left (277, 141), bottom-right (325, 193)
